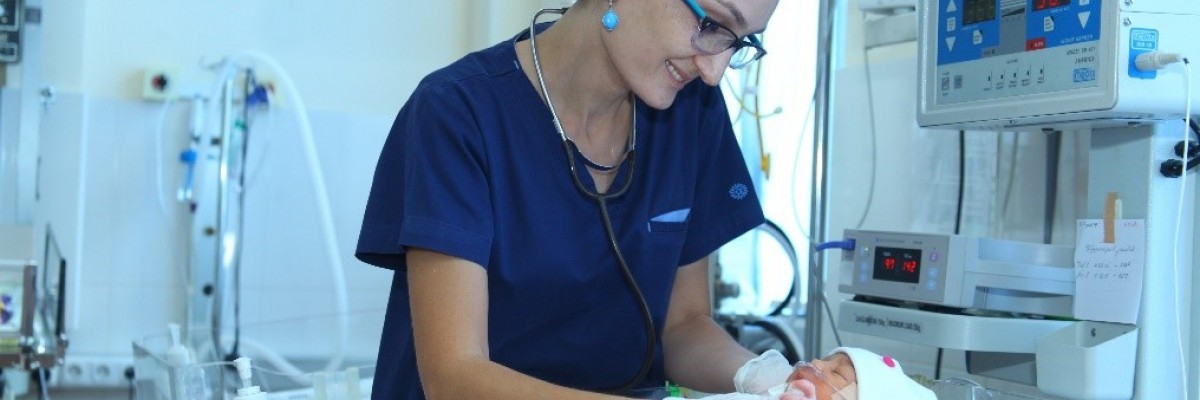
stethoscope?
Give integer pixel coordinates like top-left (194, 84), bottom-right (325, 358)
top-left (529, 8), bottom-right (656, 394)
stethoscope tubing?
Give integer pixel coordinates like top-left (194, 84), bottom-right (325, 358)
top-left (532, 7), bottom-right (656, 393)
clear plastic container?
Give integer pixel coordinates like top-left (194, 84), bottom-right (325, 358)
top-left (132, 311), bottom-right (381, 399)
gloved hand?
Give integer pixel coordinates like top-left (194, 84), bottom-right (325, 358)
top-left (733, 349), bottom-right (794, 395)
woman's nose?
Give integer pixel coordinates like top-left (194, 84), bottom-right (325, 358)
top-left (694, 49), bottom-right (734, 85)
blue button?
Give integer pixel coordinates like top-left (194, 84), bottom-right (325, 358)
top-left (930, 252), bottom-right (940, 262)
top-left (926, 280), bottom-right (938, 291)
top-left (859, 262), bottom-right (869, 272)
top-left (928, 267), bottom-right (939, 278)
top-left (860, 273), bottom-right (869, 282)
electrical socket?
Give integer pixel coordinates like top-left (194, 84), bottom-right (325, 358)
top-left (56, 355), bottom-right (136, 388)
top-left (142, 67), bottom-right (179, 102)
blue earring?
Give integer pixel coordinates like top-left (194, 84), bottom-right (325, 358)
top-left (602, 0), bottom-right (619, 32)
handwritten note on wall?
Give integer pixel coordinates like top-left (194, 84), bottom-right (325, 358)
top-left (1073, 219), bottom-right (1146, 324)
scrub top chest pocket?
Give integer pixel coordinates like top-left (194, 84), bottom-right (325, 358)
top-left (648, 207), bottom-right (691, 233)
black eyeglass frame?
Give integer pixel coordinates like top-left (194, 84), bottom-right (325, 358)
top-left (681, 0), bottom-right (767, 68)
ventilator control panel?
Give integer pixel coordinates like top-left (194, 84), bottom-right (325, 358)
top-left (919, 0), bottom-right (1200, 129)
top-left (933, 0), bottom-right (1101, 106)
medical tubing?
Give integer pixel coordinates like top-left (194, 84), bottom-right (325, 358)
top-left (155, 96), bottom-right (179, 215)
top-left (1175, 140), bottom-right (1200, 159)
top-left (934, 348), bottom-right (944, 380)
top-left (1042, 130), bottom-right (1062, 244)
top-left (1135, 51), bottom-right (1185, 72)
top-left (955, 131), bottom-right (965, 235)
top-left (756, 220), bottom-right (799, 317)
top-left (809, 244), bottom-right (847, 347)
top-left (213, 78), bottom-right (237, 363)
top-left (229, 75), bottom-right (256, 361)
top-left (225, 51), bottom-right (349, 373)
top-left (813, 239), bottom-right (855, 252)
top-left (817, 279), bottom-right (843, 348)
top-left (193, 335), bottom-right (314, 387)
top-left (999, 132), bottom-right (1020, 232)
top-left (789, 92), bottom-right (818, 241)
top-left (1173, 57), bottom-right (1191, 400)
top-left (38, 367), bottom-right (49, 400)
top-left (1161, 156), bottom-right (1200, 177)
top-left (748, 318), bottom-right (802, 363)
top-left (855, 23), bottom-right (880, 230)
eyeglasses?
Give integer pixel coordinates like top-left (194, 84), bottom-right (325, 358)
top-left (679, 0), bottom-right (767, 69)
top-left (792, 361), bottom-right (858, 400)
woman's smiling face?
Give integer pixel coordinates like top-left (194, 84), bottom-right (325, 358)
top-left (604, 0), bottom-right (780, 109)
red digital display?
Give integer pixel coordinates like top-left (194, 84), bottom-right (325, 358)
top-left (873, 247), bottom-right (922, 284)
top-left (1033, 0), bottom-right (1070, 12)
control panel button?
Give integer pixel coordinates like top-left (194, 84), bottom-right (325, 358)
top-left (928, 267), bottom-right (939, 278)
top-left (930, 251), bottom-right (940, 262)
top-left (973, 30), bottom-right (983, 45)
top-left (926, 280), bottom-right (938, 291)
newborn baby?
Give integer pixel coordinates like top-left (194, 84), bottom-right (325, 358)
top-left (777, 347), bottom-right (935, 400)
top-left (666, 347), bottom-right (935, 400)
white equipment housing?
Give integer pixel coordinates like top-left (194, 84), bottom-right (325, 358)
top-left (838, 230), bottom-right (1076, 317)
top-left (918, 0), bottom-right (1200, 130)
top-left (853, 0), bottom-right (1200, 398)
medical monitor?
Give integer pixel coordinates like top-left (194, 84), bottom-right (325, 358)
top-left (917, 0), bottom-right (1200, 130)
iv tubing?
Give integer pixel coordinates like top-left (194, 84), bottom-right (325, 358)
top-left (224, 51), bottom-right (349, 373)
top-left (1173, 58), bottom-right (1192, 400)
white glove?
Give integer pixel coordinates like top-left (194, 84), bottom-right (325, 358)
top-left (733, 350), bottom-right (794, 395)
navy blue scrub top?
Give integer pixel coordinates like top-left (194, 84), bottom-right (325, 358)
top-left (356, 26), bottom-right (765, 400)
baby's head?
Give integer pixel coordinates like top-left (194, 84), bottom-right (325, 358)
top-left (781, 347), bottom-right (936, 400)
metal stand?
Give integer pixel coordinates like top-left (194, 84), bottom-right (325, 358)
top-left (1089, 121), bottom-right (1194, 399)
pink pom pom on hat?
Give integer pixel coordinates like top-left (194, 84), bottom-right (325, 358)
top-left (828, 347), bottom-right (936, 400)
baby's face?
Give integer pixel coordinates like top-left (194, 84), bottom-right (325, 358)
top-left (782, 353), bottom-right (858, 400)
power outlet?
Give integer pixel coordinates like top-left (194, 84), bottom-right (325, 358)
top-left (57, 356), bottom-right (136, 388)
top-left (142, 67), bottom-right (179, 101)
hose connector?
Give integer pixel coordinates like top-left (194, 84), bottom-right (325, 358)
top-left (1135, 51), bottom-right (1186, 71)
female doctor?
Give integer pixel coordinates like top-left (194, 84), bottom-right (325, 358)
top-left (355, 0), bottom-right (792, 398)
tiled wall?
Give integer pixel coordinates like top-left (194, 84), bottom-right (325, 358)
top-left (39, 90), bottom-right (394, 372)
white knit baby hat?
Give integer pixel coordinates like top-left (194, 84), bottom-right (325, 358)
top-left (829, 347), bottom-right (936, 400)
